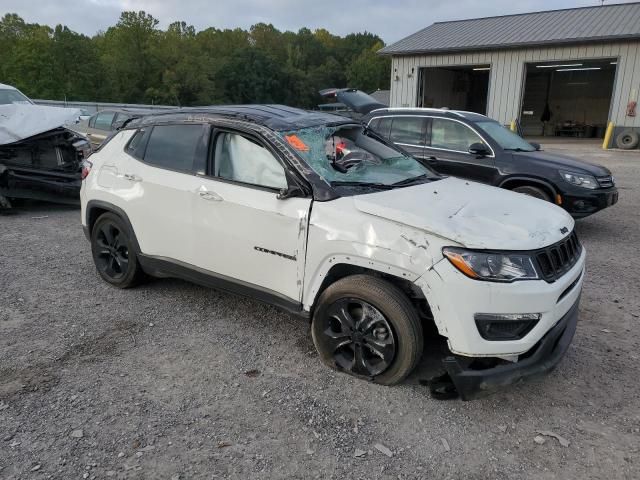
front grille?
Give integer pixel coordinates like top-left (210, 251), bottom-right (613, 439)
top-left (535, 231), bottom-right (582, 282)
top-left (596, 175), bottom-right (614, 188)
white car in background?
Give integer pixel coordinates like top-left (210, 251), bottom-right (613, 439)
top-left (0, 82), bottom-right (34, 105)
top-left (80, 105), bottom-right (585, 400)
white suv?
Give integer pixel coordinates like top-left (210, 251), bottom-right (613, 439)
top-left (80, 106), bottom-right (585, 399)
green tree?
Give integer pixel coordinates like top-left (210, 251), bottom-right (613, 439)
top-left (99, 11), bottom-right (161, 103)
top-left (0, 12), bottom-right (392, 106)
top-left (347, 41), bottom-right (390, 93)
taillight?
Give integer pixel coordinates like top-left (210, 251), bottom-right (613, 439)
top-left (81, 160), bottom-right (93, 180)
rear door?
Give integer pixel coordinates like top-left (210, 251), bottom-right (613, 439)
top-left (387, 116), bottom-right (428, 159)
top-left (119, 123), bottom-right (208, 264)
top-left (424, 117), bottom-right (498, 184)
top-left (191, 128), bottom-right (311, 302)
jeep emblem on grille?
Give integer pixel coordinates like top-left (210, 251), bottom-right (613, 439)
top-left (560, 227), bottom-right (569, 234)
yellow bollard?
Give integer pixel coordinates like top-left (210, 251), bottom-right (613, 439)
top-left (602, 122), bottom-right (615, 149)
top-left (510, 120), bottom-right (517, 132)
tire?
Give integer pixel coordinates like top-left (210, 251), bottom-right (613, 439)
top-left (512, 185), bottom-right (552, 202)
top-left (311, 274), bottom-right (423, 385)
top-left (91, 212), bottom-right (145, 288)
top-left (615, 130), bottom-right (639, 150)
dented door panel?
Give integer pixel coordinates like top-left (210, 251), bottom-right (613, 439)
top-left (192, 178), bottom-right (311, 301)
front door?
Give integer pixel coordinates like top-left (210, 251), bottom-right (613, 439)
top-left (86, 111), bottom-right (116, 148)
top-left (192, 129), bottom-right (311, 302)
top-left (424, 117), bottom-right (497, 184)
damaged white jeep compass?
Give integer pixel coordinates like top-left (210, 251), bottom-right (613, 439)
top-left (81, 106), bottom-right (584, 399)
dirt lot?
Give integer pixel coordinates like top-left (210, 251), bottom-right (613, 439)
top-left (1, 144), bottom-right (639, 479)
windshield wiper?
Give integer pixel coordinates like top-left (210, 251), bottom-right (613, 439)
top-left (392, 174), bottom-right (431, 187)
top-left (503, 147), bottom-right (533, 152)
top-left (330, 181), bottom-right (394, 190)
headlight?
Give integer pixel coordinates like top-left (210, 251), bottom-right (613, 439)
top-left (559, 170), bottom-right (598, 189)
top-left (442, 247), bottom-right (539, 282)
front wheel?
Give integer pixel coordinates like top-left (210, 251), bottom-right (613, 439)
top-left (311, 275), bottom-right (423, 385)
top-left (512, 185), bottom-right (552, 202)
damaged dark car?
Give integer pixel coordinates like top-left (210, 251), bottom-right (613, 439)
top-left (0, 86), bottom-right (91, 210)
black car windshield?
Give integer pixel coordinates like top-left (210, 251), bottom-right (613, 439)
top-left (475, 121), bottom-right (536, 152)
top-left (279, 125), bottom-right (435, 190)
top-left (0, 88), bottom-right (33, 105)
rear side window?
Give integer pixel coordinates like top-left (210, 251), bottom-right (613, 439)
top-left (93, 112), bottom-right (116, 131)
top-left (144, 124), bottom-right (203, 173)
top-left (389, 117), bottom-right (427, 146)
top-left (125, 128), bottom-right (148, 158)
top-left (369, 117), bottom-right (392, 139)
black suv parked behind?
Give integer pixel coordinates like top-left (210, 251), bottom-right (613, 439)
top-left (324, 89), bottom-right (618, 219)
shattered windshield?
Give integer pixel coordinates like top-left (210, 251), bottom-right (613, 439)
top-left (0, 88), bottom-right (33, 105)
top-left (279, 125), bottom-right (435, 191)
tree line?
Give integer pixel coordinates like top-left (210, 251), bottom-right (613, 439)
top-left (0, 11), bottom-right (391, 108)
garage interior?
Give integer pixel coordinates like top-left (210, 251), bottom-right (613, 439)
top-left (520, 59), bottom-right (617, 139)
top-left (417, 65), bottom-right (490, 114)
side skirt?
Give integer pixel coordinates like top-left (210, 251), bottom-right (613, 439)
top-left (137, 254), bottom-right (309, 320)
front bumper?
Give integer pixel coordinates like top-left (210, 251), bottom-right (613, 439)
top-left (443, 296), bottom-right (579, 400)
top-left (417, 248), bottom-right (585, 358)
top-left (562, 187), bottom-right (618, 218)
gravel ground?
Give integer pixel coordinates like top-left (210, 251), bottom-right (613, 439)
top-left (1, 145), bottom-right (639, 479)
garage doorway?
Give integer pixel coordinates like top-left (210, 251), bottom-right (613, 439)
top-left (520, 59), bottom-right (617, 139)
top-left (417, 65), bottom-right (490, 114)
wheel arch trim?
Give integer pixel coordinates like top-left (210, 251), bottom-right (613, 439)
top-left (85, 200), bottom-right (142, 253)
top-left (498, 176), bottom-right (558, 198)
top-left (303, 255), bottom-right (421, 313)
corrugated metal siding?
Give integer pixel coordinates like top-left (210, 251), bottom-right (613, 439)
top-left (380, 3), bottom-right (640, 55)
top-left (390, 41), bottom-right (640, 128)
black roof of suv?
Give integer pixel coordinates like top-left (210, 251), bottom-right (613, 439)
top-left (128, 105), bottom-right (355, 131)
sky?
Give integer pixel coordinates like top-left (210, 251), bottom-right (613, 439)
top-left (1, 0), bottom-right (638, 44)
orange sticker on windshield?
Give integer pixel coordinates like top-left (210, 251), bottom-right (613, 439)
top-left (285, 134), bottom-right (309, 152)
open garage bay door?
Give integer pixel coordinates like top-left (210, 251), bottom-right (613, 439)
top-left (520, 59), bottom-right (617, 139)
top-left (418, 65), bottom-right (490, 114)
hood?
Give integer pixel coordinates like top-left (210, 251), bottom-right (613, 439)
top-left (353, 177), bottom-right (574, 250)
top-left (318, 88), bottom-right (386, 115)
top-left (512, 150), bottom-right (611, 176)
top-left (0, 104), bottom-right (81, 145)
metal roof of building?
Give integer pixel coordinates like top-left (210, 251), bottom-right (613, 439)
top-left (379, 2), bottom-right (640, 55)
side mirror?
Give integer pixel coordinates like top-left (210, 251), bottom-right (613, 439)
top-left (468, 142), bottom-right (490, 157)
top-left (277, 183), bottom-right (305, 200)
top-left (529, 142), bottom-right (541, 151)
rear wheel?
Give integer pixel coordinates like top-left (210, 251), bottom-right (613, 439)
top-left (311, 275), bottom-right (423, 385)
top-left (512, 185), bottom-right (551, 202)
top-left (91, 212), bottom-right (145, 288)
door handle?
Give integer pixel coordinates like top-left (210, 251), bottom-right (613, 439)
top-left (198, 189), bottom-right (223, 201)
top-left (123, 173), bottom-right (142, 182)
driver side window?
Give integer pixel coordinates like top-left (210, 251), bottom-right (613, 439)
top-left (430, 118), bottom-right (485, 153)
top-left (213, 132), bottom-right (287, 190)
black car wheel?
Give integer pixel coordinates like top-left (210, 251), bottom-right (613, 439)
top-left (312, 275), bottom-right (423, 385)
top-left (91, 212), bottom-right (144, 288)
top-left (512, 185), bottom-right (551, 202)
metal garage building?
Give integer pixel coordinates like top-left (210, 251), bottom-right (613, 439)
top-left (379, 2), bottom-right (640, 148)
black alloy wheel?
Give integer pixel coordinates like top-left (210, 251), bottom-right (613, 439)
top-left (95, 221), bottom-right (129, 280)
top-left (312, 274), bottom-right (423, 385)
top-left (321, 298), bottom-right (396, 377)
top-left (91, 212), bottom-right (145, 288)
